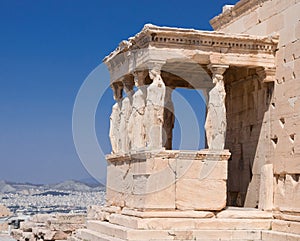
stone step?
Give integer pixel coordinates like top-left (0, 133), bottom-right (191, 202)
top-left (172, 230), bottom-right (262, 240)
top-left (109, 213), bottom-right (144, 229)
top-left (121, 208), bottom-right (215, 218)
top-left (86, 219), bottom-right (270, 240)
top-left (87, 220), bottom-right (173, 240)
top-left (271, 219), bottom-right (300, 235)
top-left (262, 230), bottom-right (300, 241)
top-left (77, 229), bottom-right (124, 241)
top-left (216, 208), bottom-right (273, 219)
top-left (72, 228), bottom-right (264, 241)
top-left (108, 213), bottom-right (272, 231)
top-left (72, 225), bottom-right (300, 241)
top-left (67, 234), bottom-right (83, 241)
top-left (87, 220), bottom-right (130, 239)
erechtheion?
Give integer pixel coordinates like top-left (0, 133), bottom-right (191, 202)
top-left (70, 0), bottom-right (300, 240)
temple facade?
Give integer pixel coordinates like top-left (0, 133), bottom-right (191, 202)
top-left (69, 0), bottom-right (300, 240)
top-left (103, 24), bottom-right (278, 211)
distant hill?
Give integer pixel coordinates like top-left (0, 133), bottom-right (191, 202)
top-left (78, 177), bottom-right (104, 188)
top-left (0, 179), bottom-right (105, 194)
top-left (49, 180), bottom-right (93, 192)
top-left (6, 181), bottom-right (43, 191)
top-left (0, 180), bottom-right (16, 193)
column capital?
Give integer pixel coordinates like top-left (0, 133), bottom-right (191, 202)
top-left (147, 60), bottom-right (166, 74)
top-left (122, 75), bottom-right (134, 95)
top-left (208, 64), bottom-right (229, 76)
top-left (111, 82), bottom-right (123, 101)
top-left (256, 67), bottom-right (276, 83)
top-left (133, 70), bottom-right (148, 87)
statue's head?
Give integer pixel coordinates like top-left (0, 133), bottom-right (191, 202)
top-left (213, 73), bottom-right (223, 84)
top-left (112, 83), bottom-right (123, 101)
top-left (149, 68), bottom-right (160, 80)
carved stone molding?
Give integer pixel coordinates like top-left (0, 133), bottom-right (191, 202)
top-left (103, 24), bottom-right (278, 85)
top-left (106, 149), bottom-right (231, 162)
top-left (256, 67), bottom-right (276, 83)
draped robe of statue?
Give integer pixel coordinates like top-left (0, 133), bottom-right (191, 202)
top-left (128, 86), bottom-right (147, 151)
top-left (119, 89), bottom-right (133, 153)
top-left (205, 73), bottom-right (227, 149)
top-left (109, 100), bottom-right (121, 153)
top-left (145, 69), bottom-right (166, 149)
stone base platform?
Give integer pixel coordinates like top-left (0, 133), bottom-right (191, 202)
top-left (106, 149), bottom-right (231, 211)
top-left (68, 206), bottom-right (300, 241)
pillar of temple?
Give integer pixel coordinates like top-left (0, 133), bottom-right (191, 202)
top-left (205, 64), bottom-right (229, 150)
top-left (128, 71), bottom-right (148, 151)
top-left (109, 83), bottom-right (123, 154)
top-left (145, 68), bottom-right (166, 150)
top-left (119, 77), bottom-right (134, 153)
top-left (163, 87), bottom-right (174, 150)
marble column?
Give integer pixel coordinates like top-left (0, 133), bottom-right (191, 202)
top-left (109, 83), bottom-right (123, 154)
top-left (205, 64), bottom-right (229, 150)
top-left (128, 71), bottom-right (148, 151)
top-left (163, 87), bottom-right (174, 150)
top-left (119, 77), bottom-right (134, 153)
top-left (145, 68), bottom-right (166, 149)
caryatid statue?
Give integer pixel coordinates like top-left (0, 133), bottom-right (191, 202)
top-left (109, 83), bottom-right (123, 154)
top-left (205, 65), bottom-right (228, 150)
top-left (145, 68), bottom-right (166, 149)
top-left (119, 77), bottom-right (134, 153)
top-left (128, 72), bottom-right (148, 151)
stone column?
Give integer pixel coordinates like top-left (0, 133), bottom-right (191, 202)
top-left (202, 88), bottom-right (211, 149)
top-left (128, 71), bottom-right (148, 151)
top-left (109, 83), bottom-right (123, 154)
top-left (145, 68), bottom-right (166, 149)
top-left (163, 87), bottom-right (174, 150)
top-left (205, 64), bottom-right (229, 150)
top-left (119, 76), bottom-right (134, 153)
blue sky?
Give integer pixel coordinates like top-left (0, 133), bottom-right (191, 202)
top-left (0, 0), bottom-right (239, 184)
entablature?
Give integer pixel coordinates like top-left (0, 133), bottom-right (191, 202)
top-left (103, 24), bottom-right (278, 87)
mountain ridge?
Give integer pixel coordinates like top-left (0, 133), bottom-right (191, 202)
top-left (0, 179), bottom-right (104, 194)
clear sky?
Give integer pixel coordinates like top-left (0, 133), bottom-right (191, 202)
top-left (0, 0), bottom-right (239, 184)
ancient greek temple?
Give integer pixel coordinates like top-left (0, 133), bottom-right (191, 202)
top-left (103, 24), bottom-right (277, 211)
top-left (68, 1), bottom-right (300, 240)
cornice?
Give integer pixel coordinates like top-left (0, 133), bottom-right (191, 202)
top-left (210, 0), bottom-right (270, 31)
top-left (103, 23), bottom-right (278, 65)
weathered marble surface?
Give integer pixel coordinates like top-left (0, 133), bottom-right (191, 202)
top-left (119, 85), bottom-right (133, 153)
top-left (205, 66), bottom-right (228, 150)
top-left (128, 83), bottom-right (147, 151)
top-left (163, 87), bottom-right (174, 150)
top-left (145, 69), bottom-right (166, 149)
top-left (106, 150), bottom-right (230, 211)
top-left (109, 101), bottom-right (121, 154)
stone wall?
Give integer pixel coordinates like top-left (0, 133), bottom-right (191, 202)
top-left (106, 150), bottom-right (230, 211)
top-left (224, 67), bottom-right (273, 208)
top-left (212, 0), bottom-right (300, 212)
